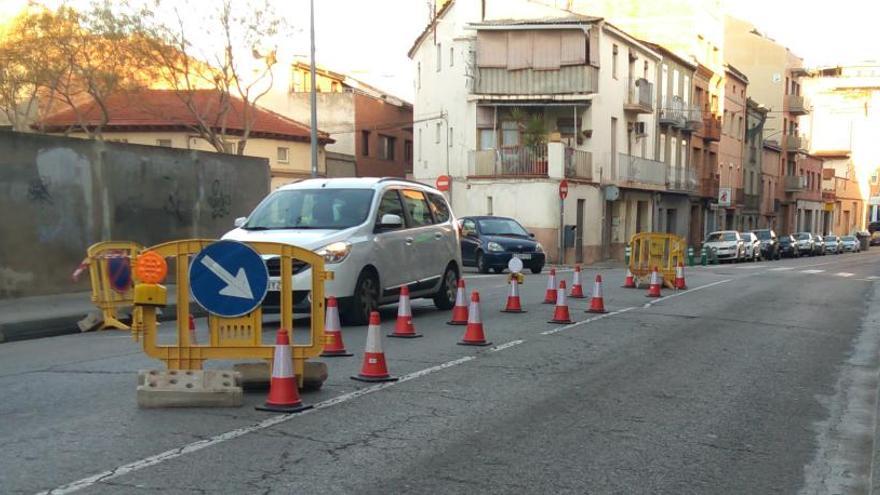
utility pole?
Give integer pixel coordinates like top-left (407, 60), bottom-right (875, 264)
top-left (309, 0), bottom-right (318, 178)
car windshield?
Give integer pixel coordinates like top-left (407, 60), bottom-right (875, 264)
top-left (707, 232), bottom-right (737, 242)
top-left (797, 233), bottom-right (811, 240)
top-left (478, 218), bottom-right (529, 236)
top-left (753, 231), bottom-right (772, 240)
top-left (779, 237), bottom-right (791, 243)
top-left (842, 236), bottom-right (856, 242)
top-left (243, 189), bottom-right (375, 230)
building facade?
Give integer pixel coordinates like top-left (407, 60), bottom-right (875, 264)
top-left (761, 141), bottom-right (782, 228)
top-left (718, 65), bottom-right (747, 230)
top-left (743, 98), bottom-right (768, 230)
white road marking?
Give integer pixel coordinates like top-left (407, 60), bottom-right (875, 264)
top-left (769, 267), bottom-right (794, 271)
top-left (489, 339), bottom-right (525, 352)
top-left (836, 272), bottom-right (855, 277)
top-left (736, 265), bottom-right (762, 270)
top-left (801, 269), bottom-right (825, 274)
top-left (866, 276), bottom-right (879, 280)
top-left (540, 307), bottom-right (636, 335)
top-left (644, 279), bottom-right (733, 307)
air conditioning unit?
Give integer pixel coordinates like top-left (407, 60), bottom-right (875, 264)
top-left (629, 121), bottom-right (647, 136)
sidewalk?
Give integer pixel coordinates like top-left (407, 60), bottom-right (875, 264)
top-left (0, 286), bottom-right (185, 343)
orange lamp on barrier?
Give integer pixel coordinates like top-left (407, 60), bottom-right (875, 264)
top-left (134, 251), bottom-right (168, 284)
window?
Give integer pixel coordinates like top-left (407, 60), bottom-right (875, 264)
top-left (487, 196), bottom-right (493, 215)
top-left (462, 218), bottom-right (477, 236)
top-left (427, 193), bottom-right (451, 223)
top-left (108, 138), bottom-right (129, 144)
top-left (379, 135), bottom-right (396, 161)
top-left (376, 190), bottom-right (405, 230)
top-left (277, 147), bottom-right (289, 163)
top-left (401, 189), bottom-right (433, 227)
top-left (738, 116), bottom-right (743, 137)
top-left (156, 139), bottom-right (172, 147)
top-left (501, 120), bottom-right (520, 147)
top-left (435, 123), bottom-right (442, 144)
top-left (450, 46), bottom-right (454, 67)
top-left (331, 81), bottom-right (340, 92)
top-left (681, 140), bottom-right (687, 168)
top-left (448, 126), bottom-right (454, 148)
top-left (244, 188), bottom-right (375, 230)
top-left (361, 131), bottom-right (370, 157)
top-left (659, 133), bottom-right (666, 163)
top-left (612, 44), bottom-right (619, 79)
top-left (404, 140), bottom-right (413, 162)
top-left (436, 43), bottom-right (442, 72)
top-left (479, 129), bottom-right (496, 150)
top-left (683, 75), bottom-right (690, 105)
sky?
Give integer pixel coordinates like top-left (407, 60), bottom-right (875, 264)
top-left (2, 0), bottom-right (879, 103)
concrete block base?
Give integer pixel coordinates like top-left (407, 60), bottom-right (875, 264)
top-left (137, 369), bottom-right (242, 408)
top-left (233, 360), bottom-right (328, 392)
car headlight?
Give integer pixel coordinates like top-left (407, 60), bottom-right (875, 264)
top-left (487, 241), bottom-right (504, 253)
top-left (535, 242), bottom-right (544, 253)
top-left (316, 241), bottom-right (351, 264)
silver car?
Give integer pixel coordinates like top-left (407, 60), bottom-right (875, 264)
top-left (840, 235), bottom-right (861, 253)
top-left (704, 230), bottom-right (744, 262)
top-left (823, 234), bottom-right (842, 254)
top-left (740, 232), bottom-right (761, 261)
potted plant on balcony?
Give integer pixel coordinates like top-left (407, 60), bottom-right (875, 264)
top-left (520, 111), bottom-right (548, 175)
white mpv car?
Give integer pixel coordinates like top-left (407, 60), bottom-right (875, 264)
top-left (223, 178), bottom-right (462, 325)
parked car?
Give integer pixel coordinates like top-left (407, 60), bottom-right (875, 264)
top-left (840, 235), bottom-right (861, 253)
top-left (223, 177), bottom-right (462, 325)
top-left (871, 231), bottom-right (880, 246)
top-left (778, 235), bottom-right (800, 258)
top-left (813, 234), bottom-right (826, 255)
top-left (823, 234), bottom-right (842, 254)
top-left (459, 216), bottom-right (546, 274)
top-left (740, 232), bottom-right (762, 261)
top-left (704, 230), bottom-right (744, 262)
top-left (750, 229), bottom-right (780, 260)
top-left (794, 232), bottom-right (815, 256)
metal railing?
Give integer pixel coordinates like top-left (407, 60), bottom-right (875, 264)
top-left (564, 148), bottom-right (592, 180)
top-left (473, 65), bottom-right (599, 95)
top-left (659, 96), bottom-right (685, 126)
top-left (468, 146), bottom-right (548, 177)
top-left (702, 116), bottom-right (721, 141)
top-left (625, 77), bottom-right (654, 113)
top-left (615, 153), bottom-right (667, 186)
top-left (784, 174), bottom-right (807, 191)
top-left (667, 167), bottom-right (697, 192)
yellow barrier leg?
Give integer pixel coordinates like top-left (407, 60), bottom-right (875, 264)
top-left (101, 308), bottom-right (130, 331)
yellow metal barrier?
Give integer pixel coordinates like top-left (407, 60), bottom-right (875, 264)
top-left (628, 233), bottom-right (687, 288)
top-left (131, 239), bottom-right (333, 387)
top-left (86, 241), bottom-right (143, 330)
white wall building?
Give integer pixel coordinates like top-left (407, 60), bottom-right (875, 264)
top-left (409, 0), bottom-right (671, 264)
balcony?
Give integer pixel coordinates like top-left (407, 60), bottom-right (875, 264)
top-left (468, 146), bottom-right (548, 177)
top-left (700, 174), bottom-right (719, 199)
top-left (666, 167), bottom-right (698, 193)
top-left (784, 174), bottom-right (807, 192)
top-left (659, 96), bottom-right (686, 127)
top-left (682, 105), bottom-right (703, 132)
top-left (784, 134), bottom-right (810, 152)
top-left (822, 190), bottom-right (836, 202)
top-left (473, 65), bottom-right (599, 97)
top-left (744, 193), bottom-right (760, 211)
top-left (702, 116), bottom-right (721, 141)
top-left (733, 187), bottom-right (745, 206)
top-left (624, 78), bottom-right (653, 114)
top-left (564, 148), bottom-right (592, 181)
top-left (610, 153), bottom-right (667, 190)
top-left (785, 94), bottom-right (808, 116)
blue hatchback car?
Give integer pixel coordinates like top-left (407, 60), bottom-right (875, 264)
top-left (458, 216), bottom-right (546, 274)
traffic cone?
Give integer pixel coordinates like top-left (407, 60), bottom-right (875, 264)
top-left (570, 265), bottom-right (586, 298)
top-left (623, 268), bottom-right (637, 288)
top-left (458, 291), bottom-right (492, 346)
top-left (674, 261), bottom-right (687, 290)
top-left (447, 279), bottom-right (468, 325)
top-left (187, 314), bottom-right (198, 345)
top-left (321, 297), bottom-right (352, 357)
top-left (543, 269), bottom-right (558, 304)
top-left (501, 276), bottom-right (526, 313)
top-left (588, 275), bottom-right (608, 313)
top-left (646, 267), bottom-right (662, 297)
top-left (352, 312), bottom-right (398, 382)
top-left (256, 329), bottom-right (312, 413)
top-left (388, 286), bottom-right (422, 338)
top-left (549, 280), bottom-right (574, 324)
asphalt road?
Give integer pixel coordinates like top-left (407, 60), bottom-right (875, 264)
top-left (4, 251), bottom-right (880, 494)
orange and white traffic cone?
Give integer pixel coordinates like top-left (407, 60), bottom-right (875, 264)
top-left (389, 286), bottom-right (422, 338)
top-left (543, 268), bottom-right (558, 304)
top-left (256, 328), bottom-right (312, 413)
top-left (458, 291), bottom-right (492, 346)
top-left (352, 311), bottom-right (398, 382)
top-left (501, 275), bottom-right (526, 313)
top-left (321, 297), bottom-right (352, 357)
top-left (674, 261), bottom-right (687, 290)
top-left (588, 275), bottom-right (608, 313)
top-left (447, 279), bottom-right (469, 325)
top-left (187, 314), bottom-right (198, 345)
top-left (549, 280), bottom-right (574, 324)
top-left (646, 267), bottom-right (662, 298)
top-left (570, 265), bottom-right (586, 298)
top-left (623, 268), bottom-right (637, 288)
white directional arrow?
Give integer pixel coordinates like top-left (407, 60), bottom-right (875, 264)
top-left (200, 255), bottom-right (254, 300)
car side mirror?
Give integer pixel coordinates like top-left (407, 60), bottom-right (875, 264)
top-left (529, 232), bottom-right (536, 238)
top-left (234, 217), bottom-right (247, 228)
top-left (379, 213), bottom-right (403, 229)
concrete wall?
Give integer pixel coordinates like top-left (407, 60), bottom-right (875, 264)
top-left (326, 151), bottom-right (357, 177)
top-left (0, 132), bottom-right (270, 298)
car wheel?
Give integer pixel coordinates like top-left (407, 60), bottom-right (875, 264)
top-left (341, 270), bottom-right (380, 326)
top-left (433, 264), bottom-right (459, 310)
top-left (476, 251), bottom-right (489, 274)
top-left (531, 265), bottom-right (543, 274)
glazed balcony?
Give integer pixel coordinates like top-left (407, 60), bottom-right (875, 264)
top-left (785, 94), bottom-right (808, 116)
top-left (473, 65), bottom-right (599, 96)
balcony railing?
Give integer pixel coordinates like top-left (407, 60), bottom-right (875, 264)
top-left (733, 187), bottom-right (745, 205)
top-left (784, 174), bottom-right (807, 192)
top-left (700, 175), bottom-right (719, 199)
top-left (624, 77), bottom-right (653, 114)
top-left (666, 167), bottom-right (698, 193)
top-left (822, 190), bottom-right (836, 201)
top-left (473, 65), bottom-right (599, 96)
top-left (612, 153), bottom-right (667, 188)
top-left (744, 193), bottom-right (760, 210)
top-left (659, 96), bottom-right (686, 127)
top-left (785, 94), bottom-right (808, 115)
top-left (702, 116), bottom-right (721, 141)
top-left (784, 133), bottom-right (810, 152)
top-left (683, 105), bottom-right (703, 132)
top-left (564, 148), bottom-right (592, 181)
top-left (468, 146), bottom-right (548, 177)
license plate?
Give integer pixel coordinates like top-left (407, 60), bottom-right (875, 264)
top-left (513, 253), bottom-right (532, 260)
top-left (268, 280), bottom-right (282, 291)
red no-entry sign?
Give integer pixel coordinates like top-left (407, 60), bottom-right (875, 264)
top-left (436, 175), bottom-right (451, 192)
top-left (559, 180), bottom-right (569, 199)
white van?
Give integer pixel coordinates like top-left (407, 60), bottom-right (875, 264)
top-left (223, 177), bottom-right (462, 325)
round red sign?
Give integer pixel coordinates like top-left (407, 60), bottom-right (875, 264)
top-left (559, 180), bottom-right (569, 199)
top-left (435, 175), bottom-right (451, 192)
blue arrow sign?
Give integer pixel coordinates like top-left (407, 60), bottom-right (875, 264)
top-left (189, 240), bottom-right (269, 318)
